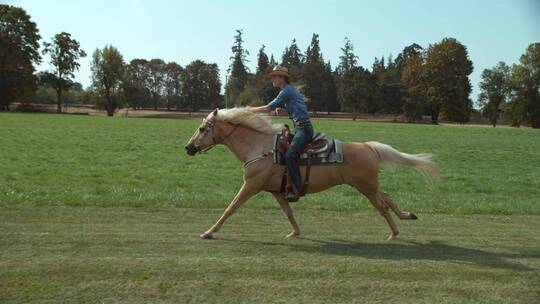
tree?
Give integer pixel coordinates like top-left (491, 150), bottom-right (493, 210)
top-left (478, 62), bottom-right (511, 127)
top-left (90, 45), bottom-right (125, 116)
top-left (302, 34), bottom-right (325, 111)
top-left (336, 37), bottom-right (358, 114)
top-left (42, 32), bottom-right (86, 113)
top-left (510, 43), bottom-right (540, 128)
top-left (337, 37), bottom-right (358, 76)
top-left (370, 54), bottom-right (405, 117)
top-left (163, 62), bottom-right (183, 110)
top-left (181, 60), bottom-right (221, 113)
top-left (0, 5), bottom-right (41, 111)
top-left (256, 45), bottom-right (269, 75)
top-left (281, 39), bottom-right (304, 78)
top-left (123, 58), bottom-right (150, 109)
top-left (395, 43), bottom-right (423, 73)
top-left (305, 33), bottom-right (322, 65)
top-left (401, 54), bottom-right (428, 122)
top-left (300, 33), bottom-right (338, 112)
top-left (200, 63), bottom-right (221, 109)
top-left (322, 62), bottom-right (339, 113)
top-left (269, 54), bottom-right (277, 66)
top-left (225, 29), bottom-right (249, 103)
top-left (146, 59), bottom-right (166, 110)
top-left (340, 66), bottom-right (376, 118)
top-left (424, 38), bottom-right (473, 123)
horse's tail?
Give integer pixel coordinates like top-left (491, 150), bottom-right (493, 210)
top-left (365, 141), bottom-right (441, 181)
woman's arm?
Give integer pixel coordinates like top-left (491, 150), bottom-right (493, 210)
top-left (246, 105), bottom-right (271, 113)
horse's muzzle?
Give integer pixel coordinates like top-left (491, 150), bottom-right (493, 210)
top-left (185, 144), bottom-right (198, 156)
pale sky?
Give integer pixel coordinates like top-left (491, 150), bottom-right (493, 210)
top-left (7, 0), bottom-right (540, 102)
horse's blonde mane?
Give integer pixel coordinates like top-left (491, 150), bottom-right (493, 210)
top-left (214, 107), bottom-right (283, 134)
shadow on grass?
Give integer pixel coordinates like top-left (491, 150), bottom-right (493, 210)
top-left (220, 237), bottom-right (538, 271)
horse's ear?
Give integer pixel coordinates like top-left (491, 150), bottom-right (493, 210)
top-left (213, 108), bottom-right (218, 116)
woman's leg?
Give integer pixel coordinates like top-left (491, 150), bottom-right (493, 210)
top-left (284, 124), bottom-right (313, 196)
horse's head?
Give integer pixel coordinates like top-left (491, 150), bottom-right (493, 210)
top-left (185, 108), bottom-right (221, 155)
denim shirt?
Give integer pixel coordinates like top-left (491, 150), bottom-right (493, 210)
top-left (267, 84), bottom-right (310, 123)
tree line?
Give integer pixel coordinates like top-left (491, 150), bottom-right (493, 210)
top-left (0, 5), bottom-right (221, 116)
top-left (226, 30), bottom-right (476, 123)
top-left (225, 30), bottom-right (538, 126)
top-left (478, 44), bottom-right (540, 128)
top-left (1, 5), bottom-right (539, 127)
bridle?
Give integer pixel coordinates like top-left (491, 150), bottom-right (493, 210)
top-left (195, 119), bottom-right (239, 153)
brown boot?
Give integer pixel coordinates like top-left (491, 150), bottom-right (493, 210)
top-left (285, 185), bottom-right (300, 202)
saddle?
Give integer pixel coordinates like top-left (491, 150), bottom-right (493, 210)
top-left (274, 125), bottom-right (344, 202)
top-left (277, 124), bottom-right (329, 155)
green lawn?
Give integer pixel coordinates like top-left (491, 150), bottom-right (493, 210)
top-left (1, 113), bottom-right (539, 303)
top-left (1, 206), bottom-right (539, 303)
top-left (1, 112), bottom-right (539, 214)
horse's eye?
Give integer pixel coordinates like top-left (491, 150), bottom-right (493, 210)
top-left (199, 127), bottom-right (205, 132)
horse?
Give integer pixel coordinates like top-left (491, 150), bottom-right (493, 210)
top-left (185, 108), bottom-right (440, 240)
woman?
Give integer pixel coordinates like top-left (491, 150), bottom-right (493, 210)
top-left (247, 65), bottom-right (313, 202)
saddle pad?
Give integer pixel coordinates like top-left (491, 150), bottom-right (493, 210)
top-left (272, 135), bottom-right (344, 166)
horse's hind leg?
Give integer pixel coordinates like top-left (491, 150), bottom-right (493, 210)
top-left (363, 191), bottom-right (400, 240)
top-left (380, 192), bottom-right (418, 220)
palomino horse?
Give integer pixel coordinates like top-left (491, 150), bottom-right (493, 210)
top-left (185, 108), bottom-right (439, 240)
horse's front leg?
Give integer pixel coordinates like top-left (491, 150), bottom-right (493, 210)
top-left (271, 192), bottom-right (301, 238)
top-left (200, 182), bottom-right (258, 239)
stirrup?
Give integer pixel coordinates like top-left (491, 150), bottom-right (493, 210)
top-left (285, 185), bottom-right (301, 203)
top-left (285, 191), bottom-right (300, 203)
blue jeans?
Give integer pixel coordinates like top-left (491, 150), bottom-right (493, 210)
top-left (285, 122), bottom-right (314, 191)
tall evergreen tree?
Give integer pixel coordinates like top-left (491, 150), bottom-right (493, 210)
top-left (269, 54), bottom-right (277, 66)
top-left (256, 44), bottom-right (269, 75)
top-left (225, 29), bottom-right (250, 103)
top-left (341, 66), bottom-right (376, 118)
top-left (305, 33), bottom-right (323, 64)
top-left (301, 34), bottom-right (338, 112)
top-left (323, 62), bottom-right (339, 112)
top-left (281, 39), bottom-right (303, 69)
top-left (256, 47), bottom-right (279, 103)
top-left (337, 37), bottom-right (358, 76)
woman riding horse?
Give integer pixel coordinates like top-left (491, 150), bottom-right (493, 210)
top-left (247, 65), bottom-right (312, 202)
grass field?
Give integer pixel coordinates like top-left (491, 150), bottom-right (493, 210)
top-left (1, 206), bottom-right (539, 303)
top-left (1, 113), bottom-right (539, 214)
top-left (1, 112), bottom-right (540, 303)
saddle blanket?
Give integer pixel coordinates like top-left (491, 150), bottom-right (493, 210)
top-left (272, 134), bottom-right (344, 166)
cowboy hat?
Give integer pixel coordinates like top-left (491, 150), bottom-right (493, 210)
top-left (268, 65), bottom-right (292, 79)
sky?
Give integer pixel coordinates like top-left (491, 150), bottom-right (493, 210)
top-left (6, 0), bottom-right (540, 102)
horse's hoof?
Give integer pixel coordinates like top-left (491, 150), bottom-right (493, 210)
top-left (387, 233), bottom-right (398, 241)
top-left (409, 212), bottom-right (418, 220)
top-left (286, 231), bottom-right (300, 238)
top-left (200, 233), bottom-right (213, 239)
